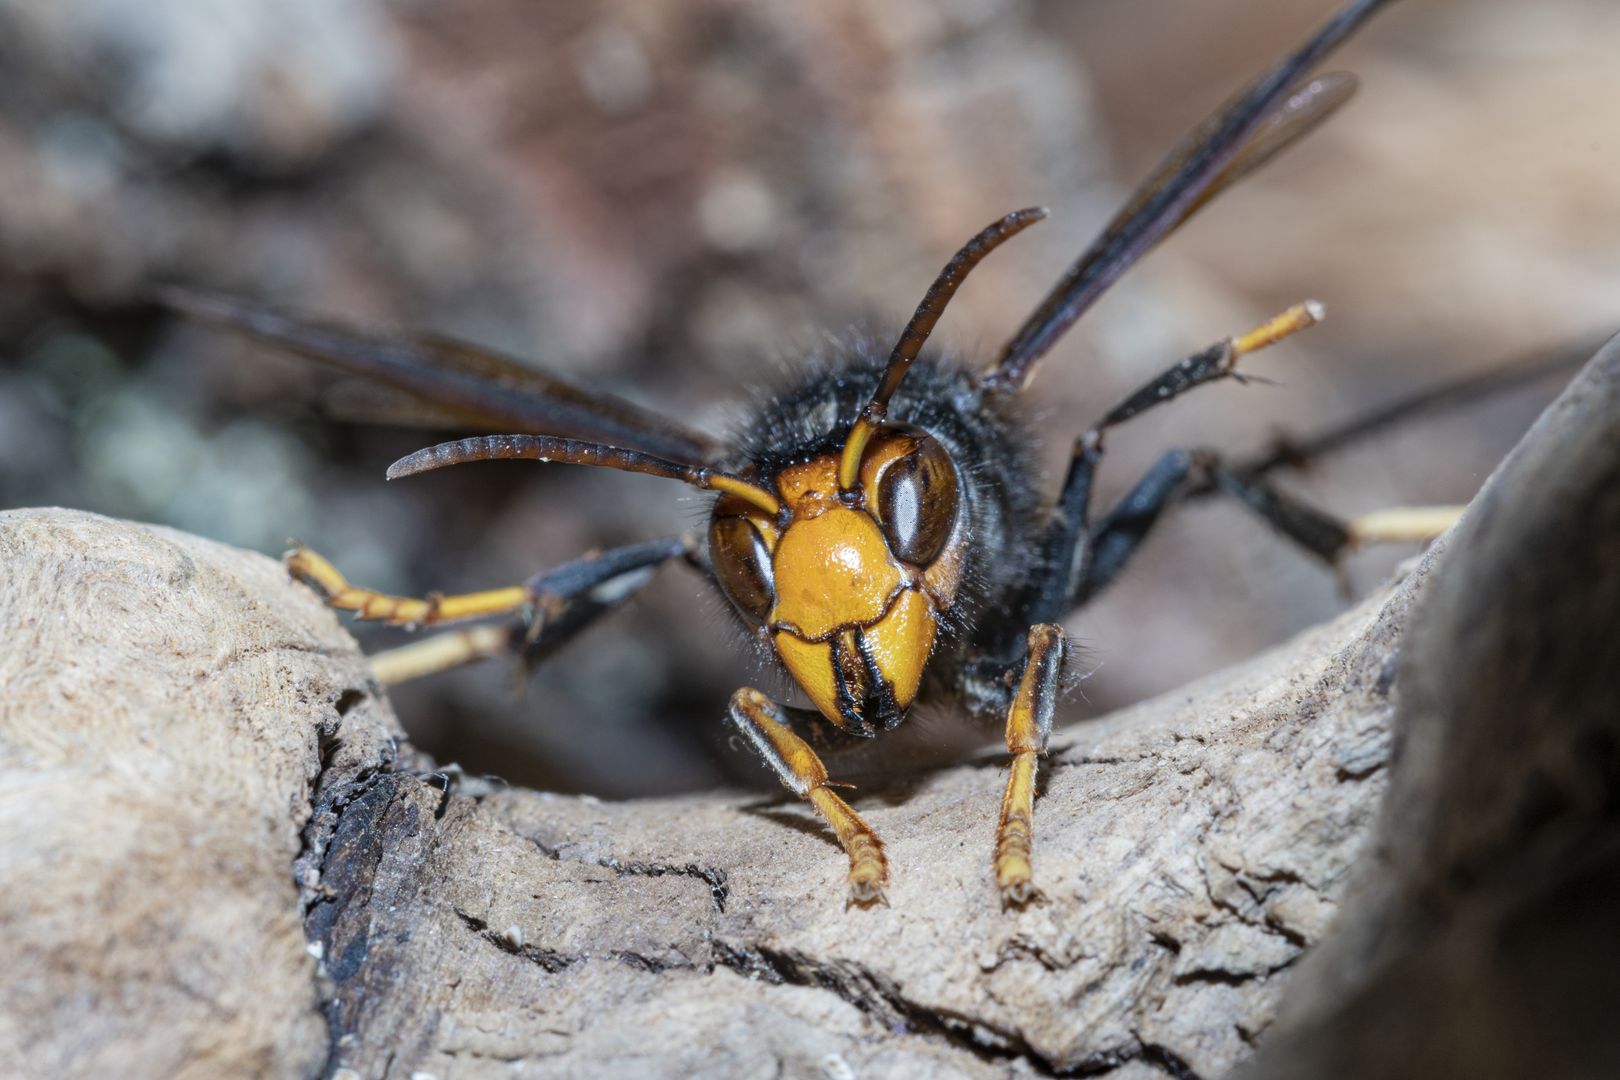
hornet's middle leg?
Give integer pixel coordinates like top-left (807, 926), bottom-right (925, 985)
top-left (1015, 304), bottom-right (1458, 618)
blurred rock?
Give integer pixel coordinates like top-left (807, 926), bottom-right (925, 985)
top-left (1239, 335), bottom-right (1620, 1079)
top-left (0, 0), bottom-right (397, 307)
top-left (2, 0), bottom-right (392, 165)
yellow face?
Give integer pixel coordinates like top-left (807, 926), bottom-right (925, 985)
top-left (708, 426), bottom-right (965, 732)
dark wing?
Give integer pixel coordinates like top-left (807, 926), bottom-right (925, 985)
top-left (981, 0), bottom-right (1395, 393)
top-left (161, 288), bottom-right (721, 464)
top-left (1177, 73), bottom-right (1357, 225)
top-left (317, 379), bottom-right (492, 431)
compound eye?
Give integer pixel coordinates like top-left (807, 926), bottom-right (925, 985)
top-left (871, 428), bottom-right (959, 566)
top-left (708, 515), bottom-right (775, 624)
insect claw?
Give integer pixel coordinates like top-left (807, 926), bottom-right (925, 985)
top-left (508, 654), bottom-right (534, 698)
top-left (1333, 562), bottom-right (1355, 602)
top-left (847, 878), bottom-right (889, 909)
top-left (999, 879), bottom-right (1043, 908)
top-left (1185, 449), bottom-right (1221, 487)
top-left (520, 594), bottom-right (552, 648)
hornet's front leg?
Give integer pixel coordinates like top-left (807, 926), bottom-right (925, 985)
top-left (287, 537), bottom-right (690, 684)
top-left (728, 689), bottom-right (888, 905)
top-left (995, 623), bottom-right (1067, 905)
top-left (289, 545), bottom-right (533, 627)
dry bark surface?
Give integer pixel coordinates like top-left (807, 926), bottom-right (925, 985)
top-left (1, 504), bottom-right (1409, 1079)
top-left (0, 509), bottom-right (394, 1077)
top-left (1240, 336), bottom-right (1620, 1080)
top-left (4, 336), bottom-right (1619, 1078)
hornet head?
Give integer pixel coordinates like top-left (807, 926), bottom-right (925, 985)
top-left (708, 424), bottom-right (966, 732)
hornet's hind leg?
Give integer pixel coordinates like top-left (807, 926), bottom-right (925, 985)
top-left (288, 537), bottom-right (692, 684)
top-left (1073, 453), bottom-right (1461, 606)
top-left (1016, 303), bottom-right (1327, 626)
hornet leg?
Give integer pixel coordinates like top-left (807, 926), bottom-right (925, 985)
top-left (994, 623), bottom-right (1067, 905)
top-left (1018, 304), bottom-right (1322, 626)
top-left (1008, 302), bottom-right (1455, 618)
top-left (1077, 453), bottom-right (1459, 606)
top-left (728, 688), bottom-right (888, 906)
top-left (289, 537), bottom-right (690, 684)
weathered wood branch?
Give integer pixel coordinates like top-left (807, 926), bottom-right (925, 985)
top-left (1240, 336), bottom-right (1620, 1080)
top-left (3, 340), bottom-right (1617, 1079)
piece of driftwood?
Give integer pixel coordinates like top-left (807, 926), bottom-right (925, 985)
top-left (0, 508), bottom-right (392, 1077)
top-left (1, 520), bottom-right (1413, 1080)
top-left (3, 340), bottom-right (1617, 1079)
top-left (1238, 335), bottom-right (1620, 1080)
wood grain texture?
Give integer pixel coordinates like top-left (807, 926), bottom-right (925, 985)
top-left (0, 506), bottom-right (1423, 1078)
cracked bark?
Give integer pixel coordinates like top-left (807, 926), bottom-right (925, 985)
top-left (4, 340), bottom-right (1618, 1078)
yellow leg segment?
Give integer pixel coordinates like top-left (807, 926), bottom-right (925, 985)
top-left (728, 688), bottom-right (888, 905)
top-left (1231, 300), bottom-right (1323, 358)
top-left (995, 623), bottom-right (1066, 905)
top-left (1347, 505), bottom-right (1465, 546)
top-left (287, 545), bottom-right (530, 627)
top-left (368, 625), bottom-right (514, 686)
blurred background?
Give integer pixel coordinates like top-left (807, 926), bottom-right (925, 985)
top-left (1, 0), bottom-right (1616, 795)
